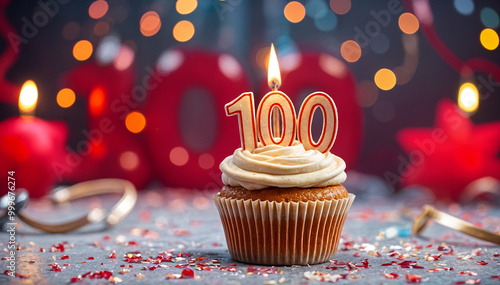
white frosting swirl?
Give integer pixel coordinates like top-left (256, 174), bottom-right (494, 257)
top-left (220, 141), bottom-right (346, 190)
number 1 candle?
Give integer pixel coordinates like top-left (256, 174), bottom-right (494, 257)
top-left (225, 44), bottom-right (338, 153)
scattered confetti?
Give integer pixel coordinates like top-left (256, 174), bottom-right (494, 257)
top-left (405, 273), bottom-right (422, 283)
top-left (382, 272), bottom-right (399, 279)
top-left (454, 279), bottom-right (481, 285)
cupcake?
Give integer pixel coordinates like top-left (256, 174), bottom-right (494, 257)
top-left (214, 141), bottom-right (354, 265)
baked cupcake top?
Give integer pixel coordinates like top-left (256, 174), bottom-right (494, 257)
top-left (220, 140), bottom-right (346, 190)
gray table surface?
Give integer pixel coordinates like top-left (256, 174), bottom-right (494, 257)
top-left (1, 185), bottom-right (499, 285)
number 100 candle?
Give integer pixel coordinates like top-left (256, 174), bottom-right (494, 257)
top-left (214, 44), bottom-right (355, 266)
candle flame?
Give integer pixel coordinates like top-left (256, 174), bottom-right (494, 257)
top-left (19, 80), bottom-right (38, 116)
top-left (267, 43), bottom-right (281, 90)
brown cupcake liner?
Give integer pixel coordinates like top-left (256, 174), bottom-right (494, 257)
top-left (214, 193), bottom-right (355, 265)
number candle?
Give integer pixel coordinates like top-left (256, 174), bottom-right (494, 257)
top-left (225, 44), bottom-right (339, 154)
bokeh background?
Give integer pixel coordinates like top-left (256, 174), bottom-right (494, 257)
top-left (1, 0), bottom-right (500, 202)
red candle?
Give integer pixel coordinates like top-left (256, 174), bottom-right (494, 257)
top-left (0, 81), bottom-right (68, 198)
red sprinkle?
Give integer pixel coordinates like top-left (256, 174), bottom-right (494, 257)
top-left (61, 255), bottom-right (69, 260)
top-left (381, 261), bottom-right (397, 266)
top-left (475, 261), bottom-right (487, 265)
top-left (126, 241), bottom-right (138, 247)
top-left (398, 260), bottom-right (424, 269)
top-left (491, 276), bottom-right (500, 280)
top-left (4, 270), bottom-right (29, 279)
top-left (109, 253), bottom-right (117, 259)
top-left (455, 279), bottom-right (481, 285)
top-left (382, 273), bottom-right (399, 279)
top-left (437, 245), bottom-right (454, 255)
top-left (181, 268), bottom-right (195, 279)
top-left (87, 257), bottom-right (95, 260)
top-left (406, 274), bottom-right (422, 283)
top-left (428, 267), bottom-right (453, 272)
top-left (50, 264), bottom-right (62, 272)
top-left (459, 271), bottom-right (478, 276)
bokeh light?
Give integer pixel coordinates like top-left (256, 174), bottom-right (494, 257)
top-left (113, 46), bottom-right (135, 70)
top-left (255, 46), bottom-right (271, 71)
top-left (119, 151), bottom-right (139, 171)
top-left (306, 0), bottom-right (328, 18)
top-left (125, 111), bottom-right (146, 133)
top-left (458, 82), bottom-right (479, 113)
top-left (140, 11), bottom-right (161, 37)
top-left (319, 54), bottom-right (347, 78)
top-left (480, 7), bottom-right (499, 29)
top-left (89, 87), bottom-right (105, 116)
top-left (89, 0), bottom-right (108, 19)
top-left (399, 13), bottom-right (419, 34)
top-left (374, 68), bottom-right (397, 91)
top-left (340, 40), bottom-right (361, 62)
top-left (314, 11), bottom-right (337, 31)
top-left (218, 55), bottom-right (242, 80)
top-left (480, 28), bottom-right (499, 50)
top-left (57, 88), bottom-right (76, 108)
top-left (453, 0), bottom-right (474, 16)
top-left (62, 22), bottom-right (80, 40)
top-left (176, 0), bottom-right (197, 15)
top-left (73, 40), bottom-right (93, 61)
top-left (94, 21), bottom-right (110, 36)
top-left (173, 20), bottom-right (195, 42)
top-left (157, 50), bottom-right (184, 74)
top-left (356, 80), bottom-right (378, 108)
top-left (330, 0), bottom-right (351, 15)
top-left (170, 147), bottom-right (189, 166)
top-left (198, 153), bottom-right (214, 170)
top-left (284, 1), bottom-right (306, 23)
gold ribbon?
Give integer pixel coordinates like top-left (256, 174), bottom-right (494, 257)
top-left (17, 179), bottom-right (137, 233)
top-left (413, 204), bottom-right (500, 245)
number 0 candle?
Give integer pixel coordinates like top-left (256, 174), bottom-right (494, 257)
top-left (225, 44), bottom-right (338, 153)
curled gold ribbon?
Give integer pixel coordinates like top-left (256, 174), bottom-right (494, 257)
top-left (17, 179), bottom-right (137, 233)
top-left (413, 204), bottom-right (500, 245)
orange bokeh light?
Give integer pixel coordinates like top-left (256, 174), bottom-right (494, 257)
top-left (340, 40), bottom-right (362, 62)
top-left (374, 68), bottom-right (397, 91)
top-left (173, 20), bottom-right (195, 42)
top-left (57, 88), bottom-right (76, 108)
top-left (73, 40), bottom-right (93, 61)
top-left (284, 1), bottom-right (306, 23)
top-left (176, 0), bottom-right (197, 15)
top-left (125, 111), bottom-right (146, 133)
top-left (140, 11), bottom-right (161, 37)
top-left (89, 0), bottom-right (108, 19)
top-left (399, 13), bottom-right (419, 34)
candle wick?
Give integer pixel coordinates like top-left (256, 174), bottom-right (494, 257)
top-left (271, 80), bottom-right (279, 91)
